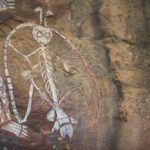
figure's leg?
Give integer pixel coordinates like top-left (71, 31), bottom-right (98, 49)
top-left (0, 76), bottom-right (28, 138)
top-left (0, 76), bottom-right (11, 124)
top-left (20, 83), bottom-right (34, 123)
top-left (2, 121), bottom-right (28, 138)
top-left (31, 78), bottom-right (55, 108)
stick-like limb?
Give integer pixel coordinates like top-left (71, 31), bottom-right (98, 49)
top-left (8, 43), bottom-right (26, 57)
top-left (20, 83), bottom-right (34, 123)
top-left (27, 47), bottom-right (42, 57)
top-left (31, 78), bottom-right (55, 108)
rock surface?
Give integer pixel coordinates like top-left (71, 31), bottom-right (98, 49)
top-left (0, 0), bottom-right (149, 150)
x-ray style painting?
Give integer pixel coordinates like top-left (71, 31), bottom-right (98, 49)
top-left (0, 3), bottom-right (100, 149)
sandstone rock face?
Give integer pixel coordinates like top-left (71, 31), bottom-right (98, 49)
top-left (0, 0), bottom-right (149, 150)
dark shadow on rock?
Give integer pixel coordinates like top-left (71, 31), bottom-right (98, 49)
top-left (91, 0), bottom-right (104, 40)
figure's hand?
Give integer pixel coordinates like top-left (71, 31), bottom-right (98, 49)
top-left (21, 64), bottom-right (40, 80)
top-left (63, 61), bottom-right (78, 76)
top-left (54, 58), bottom-right (78, 76)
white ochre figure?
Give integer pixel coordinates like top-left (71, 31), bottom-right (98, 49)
top-left (0, 0), bottom-right (16, 10)
top-left (3, 7), bottom-right (78, 139)
top-left (0, 76), bottom-right (28, 138)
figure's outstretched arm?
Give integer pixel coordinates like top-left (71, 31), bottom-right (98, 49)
top-left (7, 42), bottom-right (41, 68)
top-left (49, 51), bottom-right (78, 76)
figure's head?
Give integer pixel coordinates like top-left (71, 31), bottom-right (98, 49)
top-left (32, 25), bottom-right (53, 45)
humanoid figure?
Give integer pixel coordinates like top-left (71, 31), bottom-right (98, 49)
top-left (3, 7), bottom-right (77, 138)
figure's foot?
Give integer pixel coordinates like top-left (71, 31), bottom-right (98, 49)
top-left (2, 121), bottom-right (28, 138)
top-left (47, 108), bottom-right (77, 139)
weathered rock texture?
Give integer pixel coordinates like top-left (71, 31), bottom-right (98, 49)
top-left (0, 0), bottom-right (149, 150)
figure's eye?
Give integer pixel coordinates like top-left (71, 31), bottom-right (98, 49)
top-left (37, 31), bottom-right (43, 37)
top-left (45, 33), bottom-right (50, 38)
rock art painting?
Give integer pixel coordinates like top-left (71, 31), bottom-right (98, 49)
top-left (0, 0), bottom-right (149, 150)
top-left (0, 76), bottom-right (28, 138)
top-left (0, 0), bottom-right (15, 10)
top-left (0, 5), bottom-right (100, 148)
